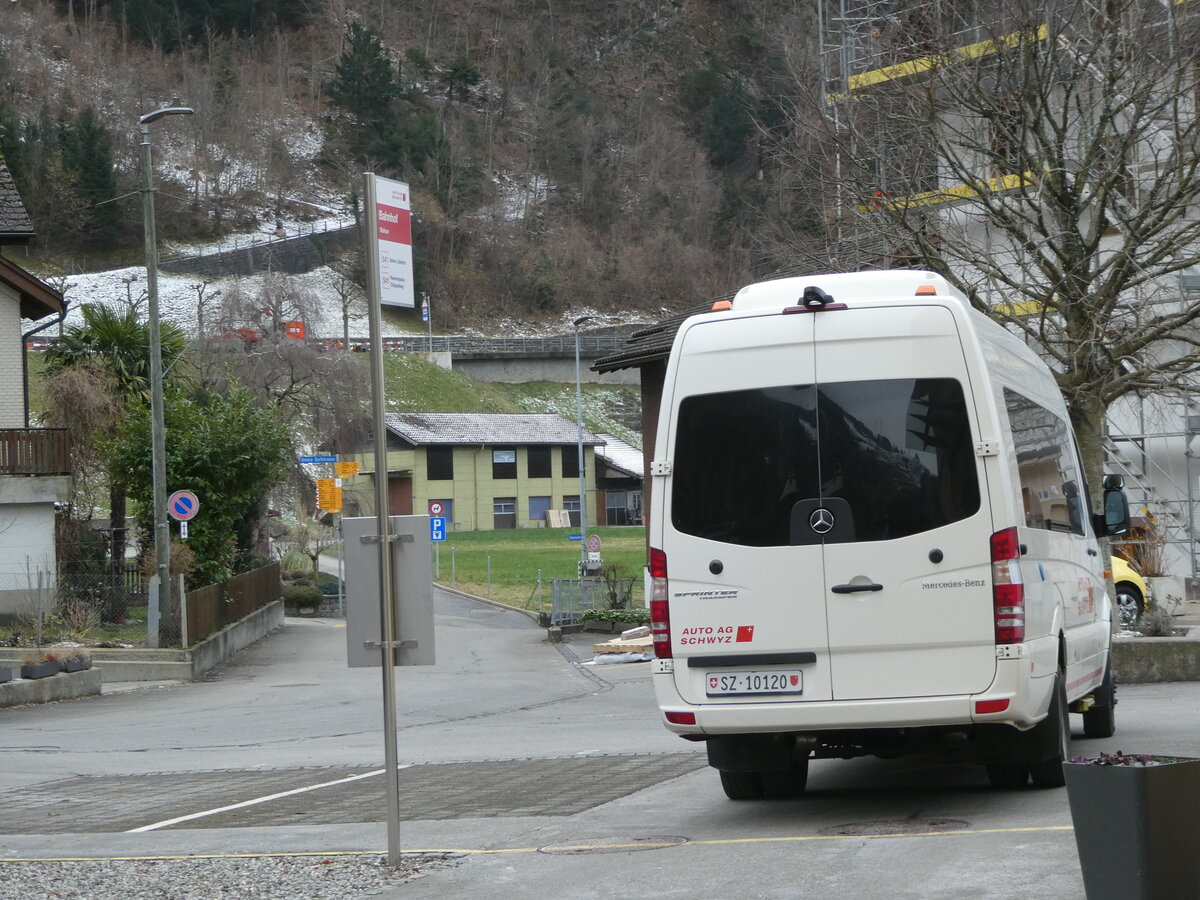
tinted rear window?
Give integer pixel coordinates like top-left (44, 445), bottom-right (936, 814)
top-left (671, 378), bottom-right (980, 546)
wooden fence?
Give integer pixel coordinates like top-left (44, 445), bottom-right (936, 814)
top-left (183, 562), bottom-right (280, 646)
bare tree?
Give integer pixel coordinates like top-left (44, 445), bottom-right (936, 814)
top-left (785, 0), bottom-right (1200, 492)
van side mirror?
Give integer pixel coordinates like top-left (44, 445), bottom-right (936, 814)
top-left (1097, 477), bottom-right (1130, 537)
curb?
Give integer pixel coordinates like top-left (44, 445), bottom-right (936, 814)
top-left (434, 583), bottom-right (541, 623)
top-left (0, 668), bottom-right (102, 708)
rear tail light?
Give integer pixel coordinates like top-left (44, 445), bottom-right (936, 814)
top-left (649, 547), bottom-right (672, 659)
top-left (990, 527), bottom-right (1025, 644)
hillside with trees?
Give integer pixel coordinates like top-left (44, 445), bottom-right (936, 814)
top-left (0, 0), bottom-right (822, 331)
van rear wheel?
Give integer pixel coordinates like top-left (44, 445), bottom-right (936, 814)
top-left (761, 758), bottom-right (810, 798)
top-left (719, 770), bottom-right (764, 800)
top-left (1027, 673), bottom-right (1070, 788)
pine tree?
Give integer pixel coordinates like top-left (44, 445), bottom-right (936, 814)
top-left (329, 23), bottom-right (398, 135)
top-left (62, 106), bottom-right (121, 241)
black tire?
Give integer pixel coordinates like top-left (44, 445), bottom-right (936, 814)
top-left (1082, 663), bottom-right (1117, 739)
top-left (986, 762), bottom-right (1029, 789)
top-left (761, 757), bottom-right (810, 799)
top-left (1028, 673), bottom-right (1070, 788)
top-left (1115, 582), bottom-right (1145, 627)
top-left (719, 770), bottom-right (764, 800)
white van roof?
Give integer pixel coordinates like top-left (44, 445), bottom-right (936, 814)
top-left (732, 270), bottom-right (967, 311)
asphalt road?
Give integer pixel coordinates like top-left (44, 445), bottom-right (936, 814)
top-left (2, 588), bottom-right (1199, 898)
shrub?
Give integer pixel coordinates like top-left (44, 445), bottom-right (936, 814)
top-left (581, 607), bottom-right (650, 625)
top-left (282, 584), bottom-right (323, 608)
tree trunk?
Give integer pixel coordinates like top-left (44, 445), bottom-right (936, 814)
top-left (1067, 390), bottom-right (1109, 517)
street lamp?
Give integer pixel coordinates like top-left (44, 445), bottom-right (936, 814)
top-left (573, 315), bottom-right (596, 579)
top-left (140, 105), bottom-right (193, 647)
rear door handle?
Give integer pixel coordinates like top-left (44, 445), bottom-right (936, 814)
top-left (831, 583), bottom-right (884, 594)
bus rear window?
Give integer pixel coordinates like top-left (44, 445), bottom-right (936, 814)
top-left (670, 378), bottom-right (980, 546)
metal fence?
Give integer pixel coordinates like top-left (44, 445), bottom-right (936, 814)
top-left (0, 564), bottom-right (147, 642)
top-left (0, 561), bottom-right (279, 648)
top-left (550, 577), bottom-right (605, 625)
top-left (549, 576), bottom-right (639, 625)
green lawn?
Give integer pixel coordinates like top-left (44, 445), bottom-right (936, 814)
top-left (434, 525), bottom-right (648, 612)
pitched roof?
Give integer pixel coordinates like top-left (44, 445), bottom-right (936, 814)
top-left (595, 433), bottom-right (643, 479)
top-left (1, 254), bottom-right (63, 320)
top-left (0, 154), bottom-right (34, 243)
top-left (382, 412), bottom-right (603, 446)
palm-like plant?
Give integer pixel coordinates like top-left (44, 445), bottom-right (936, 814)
top-left (43, 304), bottom-right (189, 616)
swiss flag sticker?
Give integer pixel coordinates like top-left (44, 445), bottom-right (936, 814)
top-left (735, 625), bottom-right (755, 643)
top-left (709, 677), bottom-right (719, 689)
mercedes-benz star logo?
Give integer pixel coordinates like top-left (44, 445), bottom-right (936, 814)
top-left (809, 507), bottom-right (835, 535)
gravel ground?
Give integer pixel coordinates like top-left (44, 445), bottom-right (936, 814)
top-left (0, 853), bottom-right (459, 900)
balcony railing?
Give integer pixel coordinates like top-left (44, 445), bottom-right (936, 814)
top-left (0, 428), bottom-right (71, 476)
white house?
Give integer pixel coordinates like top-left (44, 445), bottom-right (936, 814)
top-left (0, 155), bottom-right (69, 619)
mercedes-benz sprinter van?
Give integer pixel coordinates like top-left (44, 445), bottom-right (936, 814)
top-left (648, 270), bottom-right (1130, 799)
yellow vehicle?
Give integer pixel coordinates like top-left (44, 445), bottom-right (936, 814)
top-left (1111, 556), bottom-right (1149, 626)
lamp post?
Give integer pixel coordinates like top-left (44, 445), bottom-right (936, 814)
top-left (140, 105), bottom-right (193, 647)
top-left (573, 315), bottom-right (596, 578)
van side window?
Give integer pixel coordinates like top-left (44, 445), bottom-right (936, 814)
top-left (671, 378), bottom-right (980, 546)
top-left (1003, 388), bottom-right (1085, 536)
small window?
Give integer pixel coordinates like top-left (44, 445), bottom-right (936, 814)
top-left (492, 448), bottom-right (517, 480)
top-left (528, 446), bottom-right (552, 479)
top-left (605, 490), bottom-right (629, 526)
top-left (563, 494), bottom-right (581, 528)
top-left (427, 447), bottom-right (454, 481)
top-left (561, 446), bottom-right (581, 479)
top-left (493, 497), bottom-right (516, 530)
top-left (529, 496), bottom-right (551, 523)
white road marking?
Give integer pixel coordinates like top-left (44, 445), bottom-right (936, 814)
top-left (126, 767), bottom-right (407, 833)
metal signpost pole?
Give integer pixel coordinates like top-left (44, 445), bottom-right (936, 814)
top-left (364, 172), bottom-right (403, 866)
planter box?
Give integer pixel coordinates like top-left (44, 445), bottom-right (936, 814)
top-left (1063, 756), bottom-right (1200, 899)
top-left (20, 661), bottom-right (60, 680)
top-left (0, 666), bottom-right (10, 684)
top-left (63, 658), bottom-right (92, 673)
top-left (582, 619), bottom-right (622, 633)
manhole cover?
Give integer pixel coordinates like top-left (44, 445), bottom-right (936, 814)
top-left (539, 835), bottom-right (689, 855)
top-left (818, 818), bottom-right (969, 837)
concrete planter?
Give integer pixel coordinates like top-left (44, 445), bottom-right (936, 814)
top-left (1064, 755), bottom-right (1200, 899)
top-left (0, 666), bottom-right (10, 683)
top-left (20, 660), bottom-right (60, 680)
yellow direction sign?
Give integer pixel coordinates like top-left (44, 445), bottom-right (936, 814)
top-left (335, 461), bottom-right (360, 477)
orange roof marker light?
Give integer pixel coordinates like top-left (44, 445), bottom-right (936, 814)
top-left (915, 284), bottom-right (938, 295)
top-left (711, 299), bottom-right (733, 311)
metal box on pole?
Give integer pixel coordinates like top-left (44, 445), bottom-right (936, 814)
top-left (342, 515), bottom-right (436, 667)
